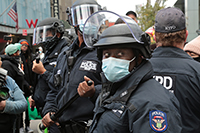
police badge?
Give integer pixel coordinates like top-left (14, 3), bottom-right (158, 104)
top-left (149, 110), bottom-right (168, 132)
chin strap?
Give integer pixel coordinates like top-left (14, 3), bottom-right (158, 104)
top-left (74, 27), bottom-right (83, 36)
top-left (42, 33), bottom-right (63, 51)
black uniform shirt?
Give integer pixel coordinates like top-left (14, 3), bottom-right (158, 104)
top-left (150, 47), bottom-right (200, 133)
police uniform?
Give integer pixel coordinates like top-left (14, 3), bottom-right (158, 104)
top-left (33, 38), bottom-right (68, 115)
top-left (88, 60), bottom-right (182, 133)
top-left (150, 47), bottom-right (200, 133)
top-left (43, 37), bottom-right (102, 132)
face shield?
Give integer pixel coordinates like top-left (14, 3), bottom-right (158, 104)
top-left (32, 25), bottom-right (57, 45)
top-left (83, 10), bottom-right (143, 48)
top-left (70, 4), bottom-right (100, 32)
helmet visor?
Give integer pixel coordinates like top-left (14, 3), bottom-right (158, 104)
top-left (71, 4), bottom-right (100, 29)
top-left (32, 25), bottom-right (57, 45)
top-left (83, 10), bottom-right (143, 47)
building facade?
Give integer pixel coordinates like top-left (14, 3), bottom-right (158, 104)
top-left (174, 0), bottom-right (200, 42)
top-left (0, 0), bottom-right (77, 51)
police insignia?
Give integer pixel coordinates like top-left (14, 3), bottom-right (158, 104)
top-left (149, 110), bottom-right (168, 132)
top-left (79, 60), bottom-right (97, 72)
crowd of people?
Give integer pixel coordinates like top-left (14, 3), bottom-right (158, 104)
top-left (0, 0), bottom-right (200, 133)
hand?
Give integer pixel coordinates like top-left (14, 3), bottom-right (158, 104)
top-left (28, 96), bottom-right (35, 107)
top-left (6, 34), bottom-right (13, 44)
top-left (77, 76), bottom-right (95, 97)
top-left (0, 100), bottom-right (6, 111)
top-left (42, 112), bottom-right (55, 127)
top-left (32, 60), bottom-right (46, 74)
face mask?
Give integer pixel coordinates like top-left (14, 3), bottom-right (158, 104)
top-left (102, 56), bottom-right (136, 82)
top-left (193, 57), bottom-right (200, 62)
top-left (80, 24), bottom-right (97, 35)
top-left (46, 36), bottom-right (53, 42)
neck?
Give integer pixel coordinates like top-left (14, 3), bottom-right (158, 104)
top-left (78, 32), bottom-right (83, 47)
top-left (173, 43), bottom-right (184, 49)
top-left (157, 42), bottom-right (185, 49)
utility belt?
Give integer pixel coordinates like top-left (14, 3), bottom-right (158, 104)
top-left (59, 120), bottom-right (92, 133)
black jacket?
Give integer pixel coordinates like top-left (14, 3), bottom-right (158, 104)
top-left (150, 47), bottom-right (200, 133)
top-left (20, 48), bottom-right (36, 97)
top-left (90, 60), bottom-right (182, 133)
top-left (43, 38), bottom-right (102, 123)
top-left (33, 38), bottom-right (68, 114)
top-left (0, 55), bottom-right (24, 91)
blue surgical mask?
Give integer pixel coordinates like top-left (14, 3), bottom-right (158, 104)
top-left (102, 56), bottom-right (136, 82)
top-left (80, 24), bottom-right (97, 35)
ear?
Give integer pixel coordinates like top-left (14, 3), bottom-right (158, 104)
top-left (13, 53), bottom-right (17, 56)
top-left (56, 32), bottom-right (61, 38)
top-left (185, 30), bottom-right (188, 43)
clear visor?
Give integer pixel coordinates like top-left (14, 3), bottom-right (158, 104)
top-left (32, 25), bottom-right (57, 45)
top-left (71, 4), bottom-right (100, 29)
top-left (83, 10), bottom-right (143, 47)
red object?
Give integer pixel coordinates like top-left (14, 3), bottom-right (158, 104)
top-left (7, 2), bottom-right (19, 32)
top-left (26, 19), bottom-right (38, 28)
top-left (108, 22), bottom-right (115, 27)
top-left (22, 29), bottom-right (27, 36)
top-left (0, 38), bottom-right (7, 43)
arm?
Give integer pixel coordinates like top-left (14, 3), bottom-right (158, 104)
top-left (2, 76), bottom-right (27, 114)
top-left (42, 73), bottom-right (60, 115)
top-left (2, 61), bottom-right (15, 78)
top-left (32, 60), bottom-right (53, 85)
top-left (78, 76), bottom-right (101, 103)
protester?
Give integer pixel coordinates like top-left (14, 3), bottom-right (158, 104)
top-left (19, 39), bottom-right (35, 133)
top-left (41, 0), bottom-right (102, 132)
top-left (184, 35), bottom-right (200, 62)
top-left (77, 10), bottom-right (182, 132)
top-left (19, 39), bottom-right (35, 97)
top-left (149, 7), bottom-right (200, 132)
top-left (28, 17), bottom-right (68, 132)
top-left (38, 46), bottom-right (45, 62)
top-left (126, 10), bottom-right (138, 23)
top-left (0, 43), bottom-right (28, 133)
top-left (0, 60), bottom-right (27, 133)
top-left (1, 43), bottom-right (24, 91)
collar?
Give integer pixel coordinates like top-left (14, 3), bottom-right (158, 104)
top-left (152, 46), bottom-right (193, 60)
top-left (70, 37), bottom-right (94, 52)
top-left (100, 60), bottom-right (154, 104)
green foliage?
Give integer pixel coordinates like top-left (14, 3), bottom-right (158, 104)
top-left (136, 0), bottom-right (167, 31)
top-left (61, 20), bottom-right (71, 29)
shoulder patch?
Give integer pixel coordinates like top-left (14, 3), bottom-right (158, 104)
top-left (149, 110), bottom-right (168, 132)
top-left (79, 60), bottom-right (97, 73)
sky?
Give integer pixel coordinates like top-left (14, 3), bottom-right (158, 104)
top-left (97, 0), bottom-right (177, 16)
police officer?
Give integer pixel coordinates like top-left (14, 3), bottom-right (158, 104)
top-left (41, 0), bottom-right (102, 133)
top-left (28, 17), bottom-right (68, 132)
top-left (149, 7), bottom-right (200, 133)
top-left (78, 11), bottom-right (182, 132)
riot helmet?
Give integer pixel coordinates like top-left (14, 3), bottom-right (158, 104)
top-left (66, 0), bottom-right (101, 33)
top-left (82, 10), bottom-right (152, 60)
top-left (32, 17), bottom-right (65, 51)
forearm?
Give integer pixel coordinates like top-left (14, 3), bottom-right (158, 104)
top-left (3, 89), bottom-right (27, 114)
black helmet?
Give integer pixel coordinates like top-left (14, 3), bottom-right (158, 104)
top-left (32, 17), bottom-right (65, 48)
top-left (66, 0), bottom-right (101, 32)
top-left (83, 11), bottom-right (152, 60)
top-left (94, 23), bottom-right (151, 59)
